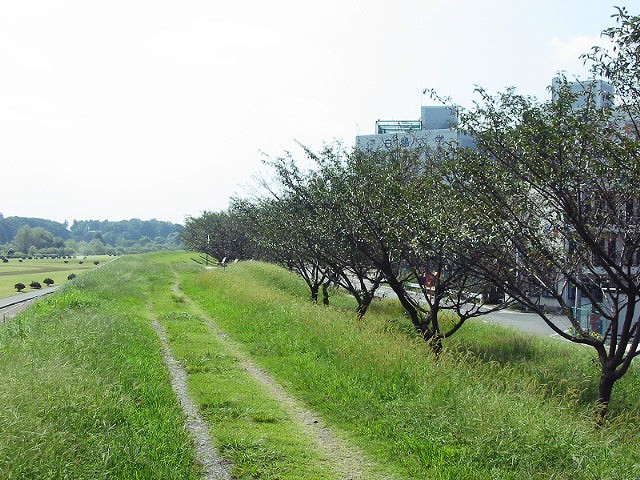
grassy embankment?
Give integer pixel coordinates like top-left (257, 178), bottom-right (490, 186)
top-left (175, 254), bottom-right (640, 480)
top-left (150, 255), bottom-right (354, 479)
top-left (0, 255), bottom-right (112, 297)
top-left (1, 251), bottom-right (639, 479)
top-left (0, 253), bottom-right (346, 479)
top-left (0, 254), bottom-right (203, 479)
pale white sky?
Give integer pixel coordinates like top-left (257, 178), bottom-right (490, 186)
top-left (1, 0), bottom-right (638, 225)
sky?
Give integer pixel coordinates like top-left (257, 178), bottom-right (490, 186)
top-left (1, 0), bottom-right (638, 225)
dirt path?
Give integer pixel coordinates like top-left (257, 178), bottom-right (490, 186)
top-left (177, 286), bottom-right (394, 480)
top-left (152, 317), bottom-right (233, 480)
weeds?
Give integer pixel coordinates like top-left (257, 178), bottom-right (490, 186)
top-left (178, 258), bottom-right (640, 480)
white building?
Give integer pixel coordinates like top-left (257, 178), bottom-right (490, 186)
top-left (538, 79), bottom-right (640, 338)
top-left (551, 77), bottom-right (615, 109)
top-left (356, 105), bottom-right (474, 154)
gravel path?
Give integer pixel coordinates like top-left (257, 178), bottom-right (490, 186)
top-left (152, 317), bottom-right (233, 480)
top-left (179, 289), bottom-right (394, 480)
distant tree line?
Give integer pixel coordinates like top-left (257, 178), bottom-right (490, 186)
top-left (180, 9), bottom-right (640, 422)
top-left (0, 215), bottom-right (183, 256)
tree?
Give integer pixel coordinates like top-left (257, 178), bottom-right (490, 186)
top-left (181, 207), bottom-right (255, 264)
top-left (236, 195), bottom-right (335, 304)
top-left (442, 9), bottom-right (640, 420)
top-left (43, 278), bottom-right (54, 287)
top-left (88, 238), bottom-right (106, 255)
top-left (12, 225), bottom-right (55, 253)
top-left (29, 281), bottom-right (42, 289)
top-left (334, 145), bottom-right (510, 350)
top-left (14, 282), bottom-right (25, 292)
top-left (261, 149), bottom-right (385, 316)
top-left (264, 142), bottom-right (509, 348)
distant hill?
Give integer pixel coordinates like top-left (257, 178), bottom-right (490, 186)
top-left (68, 218), bottom-right (183, 245)
top-left (0, 216), bottom-right (72, 244)
top-left (0, 214), bottom-right (183, 247)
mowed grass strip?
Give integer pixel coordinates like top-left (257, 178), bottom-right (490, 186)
top-left (0, 255), bottom-right (111, 297)
top-left (177, 258), bottom-right (640, 480)
top-left (141, 252), bottom-right (360, 479)
top-left (152, 292), bottom-right (339, 479)
top-left (0, 255), bottom-right (201, 479)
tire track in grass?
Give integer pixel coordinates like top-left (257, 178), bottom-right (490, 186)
top-left (177, 286), bottom-right (394, 480)
top-left (152, 317), bottom-right (233, 480)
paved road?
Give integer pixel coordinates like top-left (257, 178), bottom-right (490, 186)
top-left (477, 307), bottom-right (573, 339)
top-left (0, 287), bottom-right (60, 308)
top-left (376, 284), bottom-right (573, 341)
top-left (0, 287), bottom-right (59, 324)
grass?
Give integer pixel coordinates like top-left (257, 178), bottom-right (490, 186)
top-left (149, 273), bottom-right (340, 479)
top-left (2, 251), bottom-right (638, 479)
top-left (0, 255), bottom-right (201, 479)
top-left (176, 258), bottom-right (640, 480)
top-left (0, 255), bottom-right (113, 297)
top-left (0, 252), bottom-right (354, 479)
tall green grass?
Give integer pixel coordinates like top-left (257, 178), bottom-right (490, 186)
top-left (178, 259), bottom-right (640, 480)
top-left (143, 253), bottom-right (345, 479)
top-left (151, 296), bottom-right (340, 479)
top-left (0, 256), bottom-right (201, 479)
top-left (3, 252), bottom-right (637, 479)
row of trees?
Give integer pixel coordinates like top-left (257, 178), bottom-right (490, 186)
top-left (0, 216), bottom-right (184, 255)
top-left (181, 9), bottom-right (640, 421)
top-left (14, 279), bottom-right (55, 292)
top-left (68, 218), bottom-right (182, 244)
top-left (0, 224), bottom-right (183, 257)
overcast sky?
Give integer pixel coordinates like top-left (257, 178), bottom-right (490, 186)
top-left (1, 1), bottom-right (638, 225)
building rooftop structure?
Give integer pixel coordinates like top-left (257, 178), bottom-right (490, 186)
top-left (356, 105), bottom-right (474, 154)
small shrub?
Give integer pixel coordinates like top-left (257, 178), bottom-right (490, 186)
top-left (43, 278), bottom-right (54, 287)
top-left (79, 261), bottom-right (83, 264)
top-left (67, 273), bottom-right (76, 281)
top-left (29, 281), bottom-right (42, 289)
top-left (93, 261), bottom-right (99, 265)
top-left (14, 283), bottom-right (26, 292)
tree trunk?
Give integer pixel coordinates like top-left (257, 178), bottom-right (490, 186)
top-left (428, 305), bottom-right (442, 354)
top-left (429, 335), bottom-right (443, 355)
top-left (356, 293), bottom-right (374, 319)
top-left (310, 285), bottom-right (319, 304)
top-left (386, 277), bottom-right (422, 327)
top-left (322, 281), bottom-right (330, 306)
top-left (595, 366), bottom-right (616, 424)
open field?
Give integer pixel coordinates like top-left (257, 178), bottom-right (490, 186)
top-left (0, 252), bottom-right (638, 479)
top-left (0, 255), bottom-right (113, 297)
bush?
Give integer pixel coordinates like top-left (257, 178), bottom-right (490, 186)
top-left (93, 261), bottom-right (99, 265)
top-left (29, 281), bottom-right (42, 289)
top-left (67, 273), bottom-right (76, 281)
top-left (14, 283), bottom-right (26, 292)
top-left (43, 278), bottom-right (54, 287)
